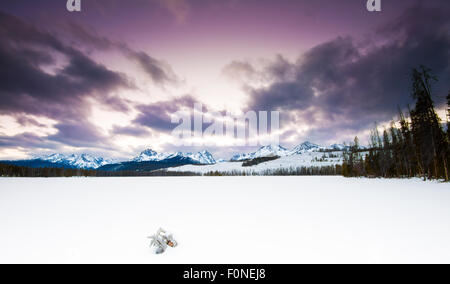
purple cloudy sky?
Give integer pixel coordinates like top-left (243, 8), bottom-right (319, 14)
top-left (0, 0), bottom-right (449, 159)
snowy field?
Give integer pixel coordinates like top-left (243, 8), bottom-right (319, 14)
top-left (170, 151), bottom-right (343, 174)
top-left (0, 177), bottom-right (449, 264)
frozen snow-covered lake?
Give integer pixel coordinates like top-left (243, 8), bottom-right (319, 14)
top-left (0, 177), bottom-right (449, 264)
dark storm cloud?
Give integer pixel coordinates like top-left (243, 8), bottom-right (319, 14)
top-left (126, 50), bottom-right (180, 86)
top-left (98, 96), bottom-right (131, 113)
top-left (245, 6), bottom-right (450, 138)
top-left (222, 61), bottom-right (258, 82)
top-left (0, 120), bottom-right (112, 151)
top-left (15, 117), bottom-right (46, 128)
top-left (0, 11), bottom-right (130, 115)
top-left (47, 120), bottom-right (109, 148)
top-left (0, 132), bottom-right (59, 150)
top-left (111, 125), bottom-right (151, 137)
top-left (0, 11), bottom-right (129, 146)
top-left (133, 96), bottom-right (198, 132)
top-left (66, 21), bottom-right (113, 50)
top-left (65, 22), bottom-right (180, 86)
top-left (0, 10), bottom-right (181, 154)
top-left (223, 55), bottom-right (295, 85)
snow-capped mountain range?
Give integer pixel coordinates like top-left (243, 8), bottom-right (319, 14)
top-left (230, 142), bottom-right (329, 161)
top-left (34, 153), bottom-right (113, 169)
top-left (230, 145), bottom-right (289, 161)
top-left (133, 149), bottom-right (216, 165)
top-left (2, 141), bottom-right (362, 170)
top-left (289, 141), bottom-right (324, 155)
top-left (330, 144), bottom-right (348, 151)
top-left (170, 142), bottom-right (353, 174)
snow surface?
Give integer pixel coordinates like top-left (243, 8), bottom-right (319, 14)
top-left (0, 177), bottom-right (449, 264)
top-left (170, 151), bottom-right (344, 174)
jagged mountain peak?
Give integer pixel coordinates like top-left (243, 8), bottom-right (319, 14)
top-left (290, 141), bottom-right (322, 154)
top-left (132, 149), bottom-right (216, 164)
top-left (140, 149), bottom-right (158, 155)
top-left (259, 144), bottom-right (288, 151)
top-left (33, 153), bottom-right (111, 169)
top-left (329, 144), bottom-right (348, 151)
top-left (230, 144), bottom-right (289, 161)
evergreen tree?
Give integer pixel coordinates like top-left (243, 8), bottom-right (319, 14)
top-left (398, 108), bottom-right (416, 177)
top-left (345, 66), bottom-right (448, 181)
top-left (447, 91), bottom-right (450, 140)
top-left (389, 121), bottom-right (402, 177)
top-left (382, 129), bottom-right (393, 177)
top-left (410, 66), bottom-right (447, 180)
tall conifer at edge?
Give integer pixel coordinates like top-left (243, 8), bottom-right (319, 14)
top-left (410, 66), bottom-right (447, 180)
top-left (447, 91), bottom-right (450, 140)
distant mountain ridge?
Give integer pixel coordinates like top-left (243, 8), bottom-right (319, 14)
top-left (230, 142), bottom-right (342, 161)
top-left (36, 153), bottom-right (113, 169)
top-left (97, 149), bottom-right (216, 172)
top-left (0, 141), bottom-right (365, 171)
top-left (231, 145), bottom-right (289, 161)
top-left (1, 153), bottom-right (112, 170)
top-left (133, 149), bottom-right (216, 164)
top-left (289, 141), bottom-right (323, 155)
